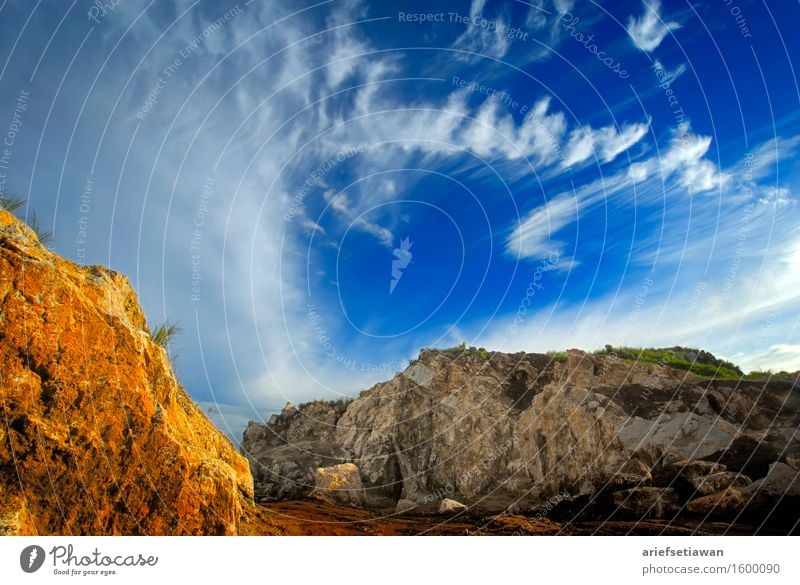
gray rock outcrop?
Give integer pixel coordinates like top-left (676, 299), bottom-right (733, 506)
top-left (241, 348), bottom-right (800, 528)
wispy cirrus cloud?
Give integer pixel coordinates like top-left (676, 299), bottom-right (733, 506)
top-left (627, 0), bottom-right (681, 53)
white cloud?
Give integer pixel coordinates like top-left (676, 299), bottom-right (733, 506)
top-left (747, 135), bottom-right (800, 181)
top-left (488, 131), bottom-right (800, 373)
top-left (654, 59), bottom-right (687, 85)
top-left (96, 0), bottom-right (795, 420)
top-left (506, 194), bottom-right (578, 259)
top-left (562, 120), bottom-right (651, 168)
top-left (323, 190), bottom-right (394, 248)
top-left (480, 228), bottom-right (800, 373)
top-left (451, 0), bottom-right (512, 59)
top-left (627, 0), bottom-right (681, 53)
top-left (629, 125), bottom-right (729, 193)
top-left (300, 218), bottom-right (326, 235)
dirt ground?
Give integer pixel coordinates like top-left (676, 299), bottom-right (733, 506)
top-left (252, 500), bottom-right (767, 536)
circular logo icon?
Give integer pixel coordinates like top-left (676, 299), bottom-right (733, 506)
top-left (20, 545), bottom-right (46, 573)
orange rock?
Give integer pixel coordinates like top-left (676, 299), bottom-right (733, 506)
top-left (0, 209), bottom-right (274, 535)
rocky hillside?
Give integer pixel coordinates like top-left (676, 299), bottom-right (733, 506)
top-left (0, 209), bottom-right (276, 535)
top-left (243, 346), bottom-right (800, 531)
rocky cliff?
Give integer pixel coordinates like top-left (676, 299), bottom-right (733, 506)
top-left (0, 209), bottom-right (274, 535)
top-left (243, 346), bottom-right (800, 530)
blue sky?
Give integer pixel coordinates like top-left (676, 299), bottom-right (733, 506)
top-left (1, 0), bottom-right (799, 441)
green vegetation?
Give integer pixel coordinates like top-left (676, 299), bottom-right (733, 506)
top-left (440, 342), bottom-right (490, 360)
top-left (295, 397), bottom-right (355, 411)
top-left (593, 345), bottom-right (744, 379)
top-left (26, 211), bottom-right (54, 245)
top-left (743, 369), bottom-right (796, 381)
top-left (0, 193), bottom-right (54, 246)
top-left (0, 191), bottom-right (25, 212)
top-left (148, 320), bottom-right (182, 348)
top-left (433, 342), bottom-right (793, 382)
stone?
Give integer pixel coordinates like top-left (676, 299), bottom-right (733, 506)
top-left (242, 400), bottom-right (347, 501)
top-left (395, 499), bottom-right (418, 514)
top-left (687, 488), bottom-right (747, 517)
top-left (240, 345), bottom-right (800, 520)
top-left (612, 487), bottom-right (679, 519)
top-left (0, 209), bottom-right (271, 535)
top-left (741, 462), bottom-right (800, 497)
top-left (403, 363), bottom-right (433, 387)
top-left (310, 463), bottom-right (364, 507)
top-left (671, 460), bottom-right (726, 485)
top-left (692, 471), bottom-right (751, 496)
top-left (438, 498), bottom-right (468, 514)
top-left (609, 458), bottom-right (652, 487)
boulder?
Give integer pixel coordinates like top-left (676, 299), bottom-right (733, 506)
top-left (687, 488), bottom-right (746, 518)
top-left (241, 400), bottom-right (348, 500)
top-left (609, 458), bottom-right (652, 487)
top-left (741, 462), bottom-right (800, 497)
top-left (693, 471), bottom-right (751, 496)
top-left (310, 463), bottom-right (365, 507)
top-left (613, 487), bottom-right (679, 519)
top-left (439, 498), bottom-right (468, 514)
top-left (281, 402), bottom-right (298, 417)
top-left (671, 459), bottom-right (726, 485)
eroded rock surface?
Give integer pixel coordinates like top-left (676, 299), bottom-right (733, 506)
top-left (242, 341), bottom-right (800, 530)
top-left (0, 209), bottom-right (271, 535)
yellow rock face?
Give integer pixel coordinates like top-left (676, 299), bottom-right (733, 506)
top-left (0, 209), bottom-right (271, 535)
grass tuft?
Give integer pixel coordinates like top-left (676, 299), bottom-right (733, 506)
top-left (148, 321), bottom-right (182, 348)
top-left (26, 212), bottom-right (54, 245)
top-left (0, 191), bottom-right (25, 212)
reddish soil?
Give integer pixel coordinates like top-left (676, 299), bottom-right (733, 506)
top-left (256, 500), bottom-right (763, 536)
